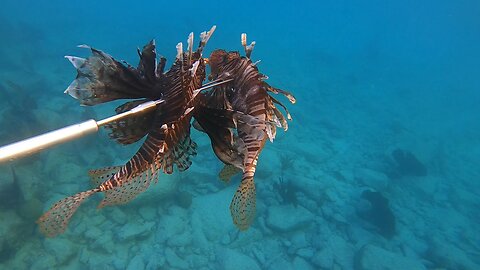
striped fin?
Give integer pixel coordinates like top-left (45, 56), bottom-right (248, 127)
top-left (266, 85), bottom-right (296, 104)
top-left (173, 136), bottom-right (197, 171)
top-left (187, 32), bottom-right (194, 66)
top-left (37, 189), bottom-right (99, 237)
top-left (98, 163), bottom-right (160, 208)
top-left (235, 113), bottom-right (266, 141)
top-left (103, 99), bottom-right (156, 145)
top-left (98, 113), bottom-right (196, 208)
top-left (198, 26), bottom-right (216, 55)
top-left (241, 33), bottom-right (256, 59)
top-left (88, 166), bottom-right (122, 187)
top-left (65, 46), bottom-right (152, 106)
top-left (269, 95), bottom-right (293, 121)
top-left (269, 103), bottom-right (288, 131)
top-left (137, 40), bottom-right (158, 83)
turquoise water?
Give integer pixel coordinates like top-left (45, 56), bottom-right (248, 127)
top-left (1, 0), bottom-right (479, 269)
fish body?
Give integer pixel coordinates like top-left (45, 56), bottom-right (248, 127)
top-left (38, 27), bottom-right (215, 237)
top-left (198, 35), bottom-right (295, 230)
top-left (37, 28), bottom-right (295, 237)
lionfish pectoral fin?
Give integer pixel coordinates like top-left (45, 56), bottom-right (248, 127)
top-left (65, 46), bottom-right (155, 106)
top-left (104, 99), bottom-right (156, 145)
top-left (97, 168), bottom-right (159, 208)
top-left (270, 105), bottom-right (288, 131)
top-left (230, 174), bottom-right (256, 230)
top-left (172, 136), bottom-right (197, 172)
top-left (65, 56), bottom-right (86, 69)
top-left (97, 131), bottom-right (168, 208)
top-left (88, 166), bottom-right (122, 187)
top-left (235, 114), bottom-right (266, 141)
top-left (267, 85), bottom-right (296, 104)
top-left (266, 122), bottom-right (277, 142)
top-left (37, 188), bottom-right (99, 237)
top-left (219, 164), bottom-right (242, 183)
top-left (269, 95), bottom-right (293, 121)
top-left (199, 107), bottom-right (237, 128)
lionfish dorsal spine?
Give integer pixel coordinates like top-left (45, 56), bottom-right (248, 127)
top-left (198, 25), bottom-right (216, 55)
top-left (187, 32), bottom-right (194, 66)
top-left (176, 42), bottom-right (183, 67)
top-left (241, 33), bottom-right (255, 59)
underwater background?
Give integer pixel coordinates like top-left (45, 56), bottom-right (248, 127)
top-left (1, 0), bottom-right (479, 269)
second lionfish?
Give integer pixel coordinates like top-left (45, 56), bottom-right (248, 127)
top-left (37, 26), bottom-right (295, 237)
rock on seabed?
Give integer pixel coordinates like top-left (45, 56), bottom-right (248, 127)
top-left (117, 221), bottom-right (155, 241)
top-left (355, 244), bottom-right (426, 270)
top-left (266, 205), bottom-right (314, 232)
top-left (219, 248), bottom-right (261, 270)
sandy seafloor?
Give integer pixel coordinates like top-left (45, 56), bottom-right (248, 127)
top-left (0, 0), bottom-right (479, 269)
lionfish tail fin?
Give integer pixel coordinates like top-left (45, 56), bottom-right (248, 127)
top-left (230, 173), bottom-right (256, 230)
top-left (65, 45), bottom-right (156, 106)
top-left (37, 189), bottom-right (99, 237)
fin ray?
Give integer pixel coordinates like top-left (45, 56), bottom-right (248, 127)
top-left (37, 189), bottom-right (98, 237)
top-left (230, 173), bottom-right (256, 230)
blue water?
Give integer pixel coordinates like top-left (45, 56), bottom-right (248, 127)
top-left (1, 0), bottom-right (479, 269)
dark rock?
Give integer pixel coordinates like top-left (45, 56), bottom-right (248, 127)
top-left (358, 190), bottom-right (395, 239)
top-left (176, 191), bottom-right (193, 209)
top-left (0, 167), bottom-right (24, 210)
top-left (355, 244), bottom-right (426, 270)
top-left (390, 148), bottom-right (427, 178)
top-left (0, 239), bottom-right (15, 263)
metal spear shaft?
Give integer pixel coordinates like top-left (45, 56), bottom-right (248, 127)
top-left (0, 79), bottom-right (232, 163)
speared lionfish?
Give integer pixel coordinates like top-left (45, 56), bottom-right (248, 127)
top-left (196, 35), bottom-right (296, 229)
top-left (37, 26), bottom-right (295, 237)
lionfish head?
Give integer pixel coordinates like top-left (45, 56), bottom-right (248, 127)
top-left (207, 50), bottom-right (242, 80)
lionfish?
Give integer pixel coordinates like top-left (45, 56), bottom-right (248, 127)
top-left (37, 26), bottom-right (295, 237)
top-left (37, 27), bottom-right (215, 237)
top-left (196, 34), bottom-right (296, 230)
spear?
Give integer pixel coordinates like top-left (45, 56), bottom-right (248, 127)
top-left (0, 79), bottom-right (232, 163)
